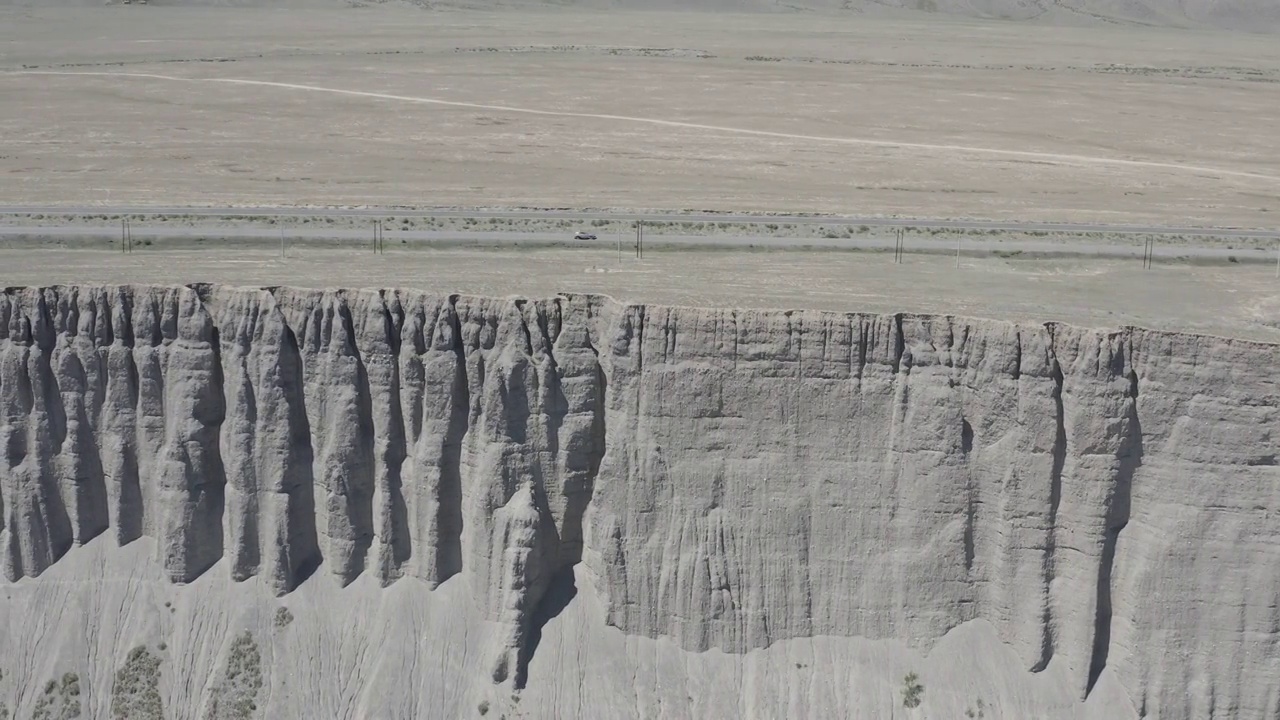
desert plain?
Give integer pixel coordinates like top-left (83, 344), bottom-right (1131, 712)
top-left (1, 4), bottom-right (1280, 720)
top-left (1, 7), bottom-right (1279, 226)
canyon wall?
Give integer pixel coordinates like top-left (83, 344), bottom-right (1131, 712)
top-left (1, 284), bottom-right (1278, 718)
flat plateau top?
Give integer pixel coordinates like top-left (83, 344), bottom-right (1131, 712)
top-left (3, 9), bottom-right (1277, 342)
top-left (4, 247), bottom-right (1278, 343)
top-left (1, 9), bottom-right (1279, 228)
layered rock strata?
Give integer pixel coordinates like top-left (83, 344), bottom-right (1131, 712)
top-left (1, 284), bottom-right (1277, 716)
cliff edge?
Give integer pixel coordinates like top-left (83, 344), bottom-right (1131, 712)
top-left (1, 284), bottom-right (1277, 718)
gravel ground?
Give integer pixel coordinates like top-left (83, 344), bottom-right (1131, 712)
top-left (5, 246), bottom-right (1278, 342)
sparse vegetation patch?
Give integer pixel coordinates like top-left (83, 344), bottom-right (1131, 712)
top-left (112, 646), bottom-right (164, 720)
top-left (32, 672), bottom-right (81, 720)
top-left (205, 631), bottom-right (264, 720)
top-left (901, 671), bottom-right (924, 709)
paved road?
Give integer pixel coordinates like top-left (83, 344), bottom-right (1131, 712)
top-left (1, 205), bottom-right (1278, 240)
top-left (3, 225), bottom-right (1277, 261)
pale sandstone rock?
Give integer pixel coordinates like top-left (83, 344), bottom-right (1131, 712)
top-left (0, 284), bottom-right (1277, 718)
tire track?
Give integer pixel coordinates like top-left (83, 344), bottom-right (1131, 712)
top-left (9, 69), bottom-right (1280, 186)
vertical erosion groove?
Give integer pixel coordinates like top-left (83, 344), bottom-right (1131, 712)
top-left (347, 302), bottom-right (376, 582)
top-left (1087, 367), bottom-right (1141, 695)
top-left (376, 296), bottom-right (412, 584)
top-left (0, 293), bottom-right (5, 563)
top-left (278, 318), bottom-right (321, 591)
top-left (514, 299), bottom-right (607, 690)
top-left (1, 286), bottom-right (1237, 709)
top-left (108, 287), bottom-right (144, 546)
top-left (223, 303), bottom-right (261, 583)
top-left (312, 295), bottom-right (377, 586)
top-left (61, 293), bottom-right (109, 548)
top-left (961, 418), bottom-right (976, 574)
top-left (37, 294), bottom-right (75, 570)
top-left (436, 298), bottom-right (468, 584)
top-left (155, 289), bottom-right (229, 582)
top-left (1033, 338), bottom-right (1067, 674)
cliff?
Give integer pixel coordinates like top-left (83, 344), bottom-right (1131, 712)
top-left (1, 284), bottom-right (1277, 718)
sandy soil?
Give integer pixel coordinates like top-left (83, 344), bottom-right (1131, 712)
top-left (1, 9), bottom-right (1278, 227)
top-left (4, 246), bottom-right (1278, 342)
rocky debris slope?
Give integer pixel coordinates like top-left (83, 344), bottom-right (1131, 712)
top-left (1, 284), bottom-right (1277, 718)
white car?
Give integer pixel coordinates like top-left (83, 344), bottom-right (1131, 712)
top-left (573, 231), bottom-right (598, 240)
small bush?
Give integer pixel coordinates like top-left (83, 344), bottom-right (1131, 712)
top-left (112, 647), bottom-right (163, 720)
top-left (274, 607), bottom-right (294, 629)
top-left (902, 671), bottom-right (924, 709)
top-left (33, 672), bottom-right (81, 720)
top-left (205, 632), bottom-right (263, 720)
top-left (478, 700), bottom-right (490, 715)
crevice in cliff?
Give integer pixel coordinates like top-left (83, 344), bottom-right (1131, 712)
top-left (110, 288), bottom-right (144, 547)
top-left (635, 306), bottom-right (646, 376)
top-left (514, 319), bottom-right (608, 691)
top-left (34, 294), bottom-right (75, 573)
top-left (186, 321), bottom-right (229, 583)
top-left (891, 313), bottom-right (905, 375)
top-left (1033, 344), bottom-right (1066, 674)
top-left (435, 298), bottom-right (468, 585)
top-left (227, 345), bottom-right (261, 583)
top-left (377, 297), bottom-right (412, 584)
top-left (1012, 330), bottom-right (1023, 381)
top-left (344, 302), bottom-right (376, 584)
top-left (1087, 368), bottom-right (1141, 695)
top-left (512, 299), bottom-right (535, 356)
top-left (278, 319), bottom-right (322, 591)
top-left (514, 564), bottom-right (579, 691)
top-left (65, 406), bottom-right (109, 552)
top-left (962, 418), bottom-right (976, 574)
top-left (50, 296), bottom-right (111, 549)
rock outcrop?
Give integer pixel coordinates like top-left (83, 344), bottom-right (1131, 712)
top-left (1, 284), bottom-right (1277, 718)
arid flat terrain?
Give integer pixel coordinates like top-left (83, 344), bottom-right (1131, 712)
top-left (5, 246), bottom-right (1279, 341)
top-left (1, 9), bottom-right (1279, 228)
top-left (3, 8), bottom-right (1280, 720)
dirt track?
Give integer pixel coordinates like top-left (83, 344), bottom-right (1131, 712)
top-left (1, 9), bottom-right (1278, 227)
top-left (5, 246), bottom-right (1278, 342)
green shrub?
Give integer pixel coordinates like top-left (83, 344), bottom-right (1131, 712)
top-left (33, 672), bottom-right (81, 720)
top-left (902, 672), bottom-right (924, 709)
top-left (205, 632), bottom-right (263, 720)
top-left (112, 647), bottom-right (163, 720)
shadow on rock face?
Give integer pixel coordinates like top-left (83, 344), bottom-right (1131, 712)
top-left (515, 565), bottom-right (579, 690)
